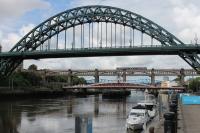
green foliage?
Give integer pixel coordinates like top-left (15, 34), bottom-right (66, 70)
top-left (188, 77), bottom-right (200, 92)
top-left (12, 73), bottom-right (30, 87)
top-left (0, 77), bottom-right (9, 86)
top-left (46, 75), bottom-right (86, 85)
top-left (173, 77), bottom-right (180, 82)
top-left (0, 72), bottom-right (42, 87)
top-left (28, 64), bottom-right (37, 71)
top-left (0, 70), bottom-right (86, 87)
top-left (46, 75), bottom-right (68, 82)
top-left (72, 76), bottom-right (86, 85)
top-left (173, 76), bottom-right (182, 86)
top-left (19, 72), bottom-right (42, 86)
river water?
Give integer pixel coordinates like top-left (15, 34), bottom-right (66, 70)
top-left (0, 91), bottom-right (147, 133)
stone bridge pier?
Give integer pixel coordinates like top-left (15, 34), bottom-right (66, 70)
top-left (179, 68), bottom-right (185, 86)
top-left (68, 69), bottom-right (73, 86)
top-left (122, 69), bottom-right (126, 82)
top-left (151, 68), bottom-right (155, 85)
top-left (94, 69), bottom-right (99, 83)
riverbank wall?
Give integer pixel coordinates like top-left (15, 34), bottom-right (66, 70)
top-left (0, 86), bottom-right (131, 99)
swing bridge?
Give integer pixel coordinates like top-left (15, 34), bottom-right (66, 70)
top-left (0, 5), bottom-right (200, 77)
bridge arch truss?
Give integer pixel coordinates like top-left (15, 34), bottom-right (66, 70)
top-left (0, 5), bottom-right (200, 76)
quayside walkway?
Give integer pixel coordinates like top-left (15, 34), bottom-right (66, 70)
top-left (179, 105), bottom-right (200, 133)
top-left (153, 94), bottom-right (200, 133)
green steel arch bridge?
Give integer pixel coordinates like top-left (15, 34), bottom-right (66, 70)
top-left (0, 5), bottom-right (200, 77)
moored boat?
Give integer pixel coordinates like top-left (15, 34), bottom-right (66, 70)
top-left (126, 105), bottom-right (150, 130)
top-left (137, 91), bottom-right (157, 118)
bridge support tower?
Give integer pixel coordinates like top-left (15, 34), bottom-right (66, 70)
top-left (180, 68), bottom-right (185, 86)
top-left (68, 69), bottom-right (73, 86)
top-left (151, 68), bottom-right (155, 85)
top-left (122, 69), bottom-right (126, 82)
top-left (94, 69), bottom-right (99, 83)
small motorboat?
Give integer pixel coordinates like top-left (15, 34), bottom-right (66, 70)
top-left (126, 105), bottom-right (150, 130)
top-left (137, 90), bottom-right (157, 118)
top-left (137, 100), bottom-right (157, 119)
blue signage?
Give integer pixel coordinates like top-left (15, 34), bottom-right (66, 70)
top-left (182, 95), bottom-right (200, 105)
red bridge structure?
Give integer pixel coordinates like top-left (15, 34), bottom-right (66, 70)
top-left (63, 83), bottom-right (185, 91)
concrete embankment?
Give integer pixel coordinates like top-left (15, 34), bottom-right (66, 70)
top-left (154, 93), bottom-right (200, 133)
top-left (178, 102), bottom-right (200, 133)
top-left (0, 87), bottom-right (131, 99)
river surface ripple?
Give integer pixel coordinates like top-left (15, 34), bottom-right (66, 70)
top-left (0, 91), bottom-right (146, 133)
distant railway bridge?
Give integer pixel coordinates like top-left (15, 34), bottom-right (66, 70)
top-left (24, 67), bottom-right (198, 86)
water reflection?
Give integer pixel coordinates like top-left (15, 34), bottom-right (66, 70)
top-left (75, 115), bottom-right (92, 133)
top-left (0, 102), bottom-right (21, 133)
top-left (0, 91), bottom-right (145, 133)
top-left (67, 96), bottom-right (73, 115)
top-left (127, 129), bottom-right (143, 133)
top-left (94, 95), bottom-right (99, 117)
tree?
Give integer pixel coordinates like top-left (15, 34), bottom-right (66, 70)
top-left (188, 77), bottom-right (200, 92)
top-left (72, 76), bottom-right (86, 85)
top-left (12, 73), bottom-right (30, 87)
top-left (78, 77), bottom-right (87, 84)
top-left (173, 76), bottom-right (182, 86)
top-left (46, 75), bottom-right (68, 82)
top-left (20, 72), bottom-right (42, 86)
top-left (0, 77), bottom-right (9, 86)
top-left (28, 64), bottom-right (37, 71)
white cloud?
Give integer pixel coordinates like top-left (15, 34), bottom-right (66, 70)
top-left (172, 3), bottom-right (200, 43)
top-left (0, 0), bottom-right (50, 19)
top-left (0, 31), bottom-right (3, 40)
top-left (20, 24), bottom-right (35, 36)
top-left (1, 24), bottom-right (35, 51)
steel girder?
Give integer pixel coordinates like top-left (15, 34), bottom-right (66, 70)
top-left (0, 5), bottom-right (200, 76)
top-left (1, 45), bottom-right (200, 59)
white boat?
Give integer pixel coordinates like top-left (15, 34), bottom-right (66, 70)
top-left (137, 93), bottom-right (157, 118)
top-left (126, 105), bottom-right (150, 130)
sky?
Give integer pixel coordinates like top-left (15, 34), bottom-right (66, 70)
top-left (0, 0), bottom-right (200, 70)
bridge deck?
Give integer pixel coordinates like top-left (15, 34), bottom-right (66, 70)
top-left (1, 45), bottom-right (200, 59)
top-left (63, 85), bottom-right (185, 90)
